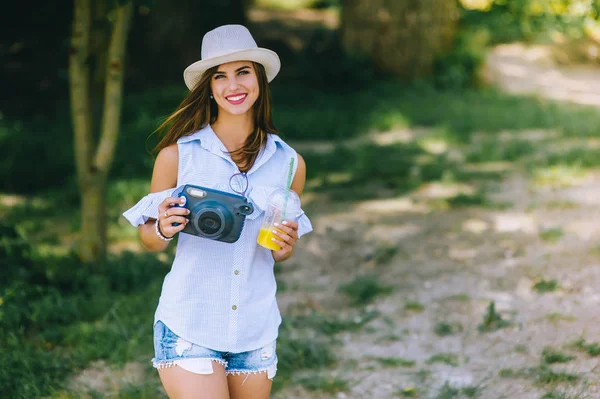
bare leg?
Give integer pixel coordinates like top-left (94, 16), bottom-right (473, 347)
top-left (227, 372), bottom-right (272, 399)
top-left (158, 363), bottom-right (230, 399)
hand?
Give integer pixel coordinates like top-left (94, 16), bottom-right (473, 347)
top-left (157, 197), bottom-right (190, 238)
top-left (271, 220), bottom-right (299, 262)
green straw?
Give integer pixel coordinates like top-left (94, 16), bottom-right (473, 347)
top-left (282, 157), bottom-right (295, 220)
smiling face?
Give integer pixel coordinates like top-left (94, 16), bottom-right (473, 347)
top-left (210, 60), bottom-right (260, 117)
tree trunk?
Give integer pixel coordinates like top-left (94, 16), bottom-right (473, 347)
top-left (79, 175), bottom-right (107, 264)
top-left (69, 0), bottom-right (133, 265)
top-left (340, 0), bottom-right (460, 79)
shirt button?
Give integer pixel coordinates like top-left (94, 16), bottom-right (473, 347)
top-left (232, 305), bottom-right (237, 310)
top-left (234, 270), bottom-right (240, 275)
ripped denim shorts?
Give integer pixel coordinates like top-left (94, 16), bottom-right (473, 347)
top-left (152, 320), bottom-right (278, 379)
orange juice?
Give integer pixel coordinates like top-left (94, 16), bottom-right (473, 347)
top-left (257, 227), bottom-right (282, 250)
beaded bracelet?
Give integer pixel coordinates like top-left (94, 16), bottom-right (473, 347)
top-left (155, 218), bottom-right (174, 241)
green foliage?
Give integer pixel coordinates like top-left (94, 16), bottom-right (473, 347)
top-left (460, 0), bottom-right (600, 44)
top-left (272, 321), bottom-right (336, 392)
top-left (435, 383), bottom-right (462, 399)
top-left (404, 300), bottom-right (425, 312)
top-left (372, 245), bottom-right (399, 265)
top-left (435, 382), bottom-right (481, 398)
top-left (288, 309), bottom-right (379, 336)
top-left (433, 28), bottom-right (489, 89)
top-left (426, 353), bottom-right (461, 367)
top-left (294, 373), bottom-right (349, 393)
top-left (434, 321), bottom-right (463, 337)
top-left (539, 228), bottom-right (565, 243)
top-left (373, 357), bottom-right (416, 368)
top-left (398, 386), bottom-right (419, 397)
top-left (338, 274), bottom-right (394, 306)
top-left (533, 278), bottom-right (560, 293)
top-left (6, 81), bottom-right (600, 197)
top-left (534, 365), bottom-right (580, 384)
top-left (571, 337), bottom-right (600, 356)
top-left (478, 301), bottom-right (512, 332)
top-left (541, 392), bottom-right (570, 399)
top-left (541, 347), bottom-right (576, 364)
top-left (0, 222), bottom-right (168, 398)
top-left (297, 28), bottom-right (375, 91)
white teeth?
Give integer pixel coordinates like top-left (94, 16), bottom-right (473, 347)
top-left (227, 94), bottom-right (246, 101)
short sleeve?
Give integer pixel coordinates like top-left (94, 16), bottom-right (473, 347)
top-left (122, 187), bottom-right (182, 227)
top-left (297, 213), bottom-right (313, 239)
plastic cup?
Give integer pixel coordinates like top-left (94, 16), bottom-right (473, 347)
top-left (257, 188), bottom-right (302, 251)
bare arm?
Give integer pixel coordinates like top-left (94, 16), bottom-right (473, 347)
top-left (139, 144), bottom-right (189, 252)
top-left (290, 153), bottom-right (306, 198)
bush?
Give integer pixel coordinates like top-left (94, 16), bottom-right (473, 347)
top-left (433, 28), bottom-right (490, 89)
top-left (297, 28), bottom-right (375, 91)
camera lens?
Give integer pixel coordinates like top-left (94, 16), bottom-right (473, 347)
top-left (198, 211), bottom-right (222, 235)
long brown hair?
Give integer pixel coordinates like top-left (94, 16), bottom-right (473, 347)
top-left (152, 62), bottom-right (278, 172)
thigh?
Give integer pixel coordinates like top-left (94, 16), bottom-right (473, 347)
top-left (227, 373), bottom-right (272, 399)
top-left (159, 362), bottom-right (230, 399)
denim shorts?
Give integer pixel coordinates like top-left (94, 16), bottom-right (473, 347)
top-left (152, 320), bottom-right (278, 379)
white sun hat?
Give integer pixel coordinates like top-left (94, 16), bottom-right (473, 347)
top-left (183, 24), bottom-right (281, 90)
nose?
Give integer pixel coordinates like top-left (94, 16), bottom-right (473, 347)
top-left (228, 76), bottom-right (239, 91)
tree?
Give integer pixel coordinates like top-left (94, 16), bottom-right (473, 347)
top-left (340, 0), bottom-right (460, 79)
top-left (69, 0), bottom-right (134, 264)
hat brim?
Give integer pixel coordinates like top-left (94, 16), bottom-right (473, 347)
top-left (183, 48), bottom-right (281, 90)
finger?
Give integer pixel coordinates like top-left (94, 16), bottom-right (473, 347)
top-left (162, 206), bottom-right (190, 219)
top-left (281, 220), bottom-right (299, 230)
top-left (162, 218), bottom-right (188, 235)
top-left (274, 223), bottom-right (298, 238)
top-left (271, 237), bottom-right (290, 250)
top-left (162, 196), bottom-right (185, 207)
top-left (163, 216), bottom-right (188, 226)
top-left (166, 207), bottom-right (190, 217)
top-left (272, 228), bottom-right (292, 243)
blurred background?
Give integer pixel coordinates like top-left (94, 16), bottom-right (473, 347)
top-left (3, 0), bottom-right (600, 398)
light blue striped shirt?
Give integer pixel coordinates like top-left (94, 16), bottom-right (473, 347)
top-left (123, 125), bottom-right (312, 353)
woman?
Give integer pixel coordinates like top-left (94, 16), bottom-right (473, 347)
top-left (123, 24), bottom-right (312, 399)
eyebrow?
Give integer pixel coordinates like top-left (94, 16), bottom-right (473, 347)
top-left (215, 65), bottom-right (251, 75)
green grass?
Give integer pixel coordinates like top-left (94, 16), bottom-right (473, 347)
top-left (534, 366), bottom-right (580, 385)
top-left (7, 79), bottom-right (600, 198)
top-left (398, 386), bottom-right (419, 397)
top-left (541, 348), bottom-right (576, 364)
top-left (426, 353), bottom-right (460, 367)
top-left (0, 226), bottom-right (169, 398)
top-left (338, 274), bottom-right (394, 306)
top-left (434, 321), bottom-right (463, 337)
top-left (541, 392), bottom-right (571, 399)
top-left (540, 228), bottom-right (565, 243)
top-left (477, 301), bottom-right (512, 332)
top-left (373, 357), bottom-right (416, 368)
top-left (373, 245), bottom-right (399, 265)
top-left (287, 309), bottom-right (379, 336)
top-left (498, 364), bottom-right (580, 386)
top-left (571, 338), bottom-right (600, 357)
top-left (435, 382), bottom-right (481, 398)
top-left (404, 300), bottom-right (425, 313)
top-left (293, 373), bottom-right (349, 394)
top-left (533, 278), bottom-right (560, 294)
top-left (545, 313), bottom-right (576, 323)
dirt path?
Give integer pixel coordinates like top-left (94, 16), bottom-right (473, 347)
top-left (272, 43), bottom-right (600, 398)
top-left (484, 42), bottom-right (600, 107)
top-left (273, 169), bottom-right (600, 398)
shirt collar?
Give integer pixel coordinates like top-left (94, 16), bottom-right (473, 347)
top-left (177, 125), bottom-right (284, 174)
